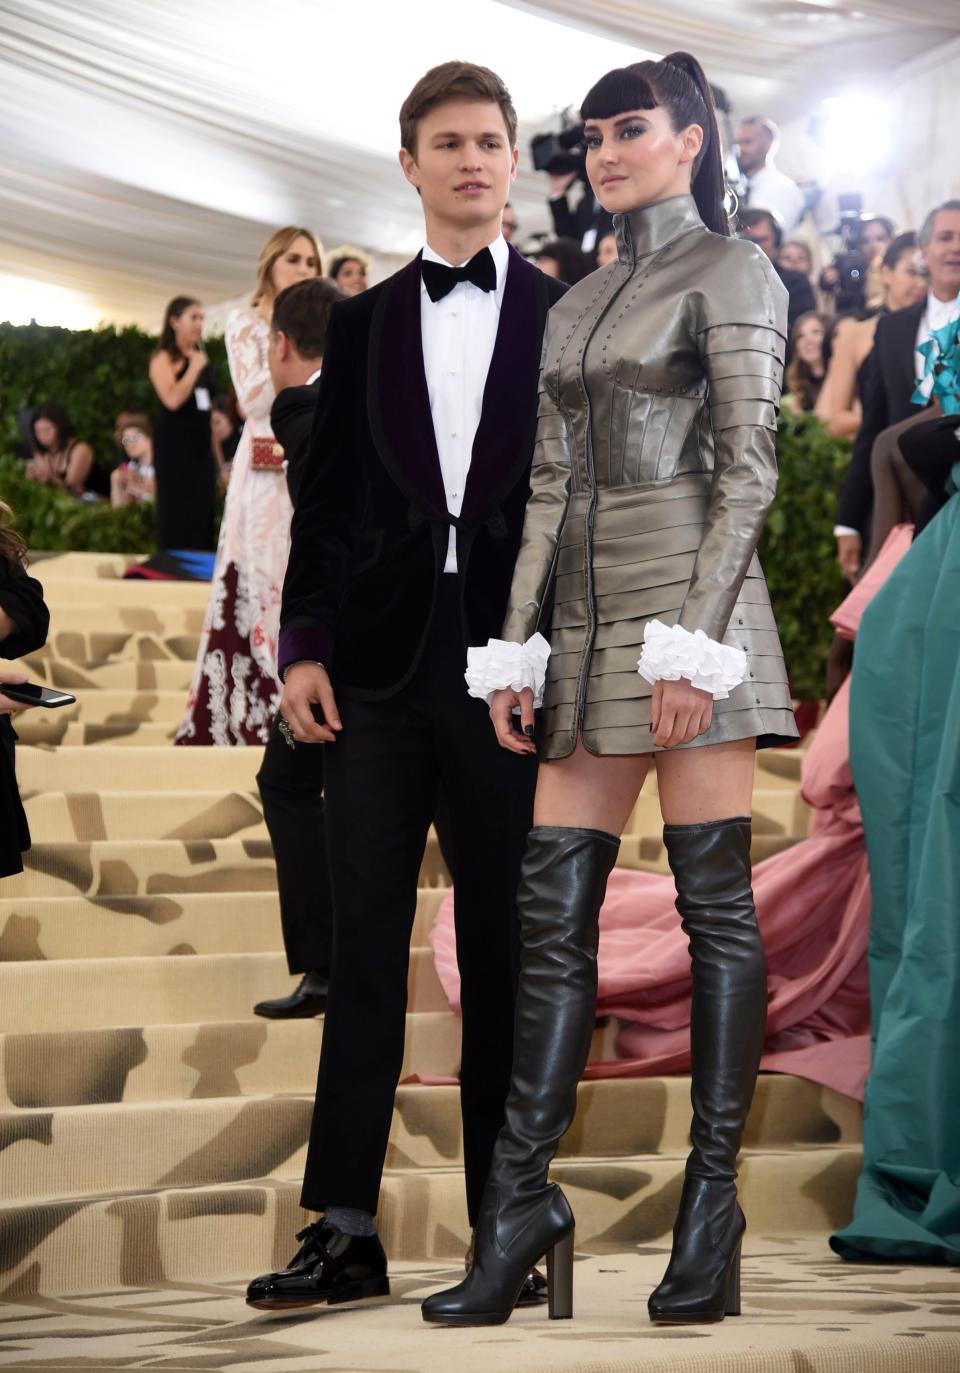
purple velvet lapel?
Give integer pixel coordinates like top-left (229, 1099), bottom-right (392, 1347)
top-left (461, 246), bottom-right (541, 519)
top-left (371, 254), bottom-right (447, 514)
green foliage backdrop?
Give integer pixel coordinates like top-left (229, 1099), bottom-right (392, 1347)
top-left (0, 321), bottom-right (228, 471)
top-left (0, 322), bottom-right (851, 698)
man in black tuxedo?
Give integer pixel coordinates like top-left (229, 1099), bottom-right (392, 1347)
top-left (252, 278), bottom-right (342, 1020)
top-left (835, 198), bottom-right (960, 578)
top-left (246, 62), bottom-right (565, 1313)
top-left (739, 209), bottom-right (816, 348)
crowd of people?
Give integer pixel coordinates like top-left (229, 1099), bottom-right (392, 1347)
top-left (3, 45), bottom-right (959, 1335)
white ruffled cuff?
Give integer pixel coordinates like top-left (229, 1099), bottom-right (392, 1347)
top-left (464, 633), bottom-right (552, 707)
top-left (637, 620), bottom-right (747, 700)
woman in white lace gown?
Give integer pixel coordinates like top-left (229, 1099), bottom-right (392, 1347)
top-left (176, 227), bottom-right (323, 745)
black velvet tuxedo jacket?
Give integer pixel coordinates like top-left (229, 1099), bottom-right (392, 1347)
top-left (271, 380), bottom-right (320, 509)
top-left (837, 299), bottom-right (926, 539)
top-left (278, 247), bottom-right (566, 699)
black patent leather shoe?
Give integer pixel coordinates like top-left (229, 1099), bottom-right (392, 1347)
top-left (253, 971), bottom-right (329, 1019)
top-left (246, 1222), bottom-right (389, 1309)
top-left (464, 1234), bottom-right (547, 1307)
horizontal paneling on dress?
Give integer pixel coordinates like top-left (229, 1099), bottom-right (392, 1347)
top-left (501, 194), bottom-right (799, 760)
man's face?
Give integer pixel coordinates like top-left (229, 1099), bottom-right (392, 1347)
top-left (922, 209), bottom-right (960, 299)
top-left (735, 122), bottom-right (770, 176)
top-left (743, 220), bottom-right (776, 259)
top-left (501, 208), bottom-right (519, 241)
top-left (399, 100), bottom-right (518, 232)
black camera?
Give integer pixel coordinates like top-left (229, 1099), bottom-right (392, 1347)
top-left (822, 193), bottom-right (870, 314)
top-left (530, 109), bottom-right (587, 178)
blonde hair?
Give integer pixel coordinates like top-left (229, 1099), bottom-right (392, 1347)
top-left (251, 227), bottom-right (324, 307)
top-left (0, 500), bottom-right (27, 569)
top-left (327, 244), bottom-right (372, 279)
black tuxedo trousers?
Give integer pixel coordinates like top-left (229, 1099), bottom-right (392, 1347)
top-left (300, 577), bottom-right (537, 1222)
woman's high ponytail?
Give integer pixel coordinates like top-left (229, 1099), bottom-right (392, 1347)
top-left (581, 51), bottom-right (730, 237)
top-left (662, 52), bottom-right (729, 237)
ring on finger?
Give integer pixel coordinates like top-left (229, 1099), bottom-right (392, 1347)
top-left (278, 717), bottom-right (297, 749)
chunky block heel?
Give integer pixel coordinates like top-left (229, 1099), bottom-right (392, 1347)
top-left (547, 1228), bottom-right (574, 1320)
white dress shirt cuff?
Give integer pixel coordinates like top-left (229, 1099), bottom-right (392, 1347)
top-left (833, 525), bottom-right (860, 538)
top-left (637, 621), bottom-right (747, 700)
top-left (464, 634), bottom-right (552, 707)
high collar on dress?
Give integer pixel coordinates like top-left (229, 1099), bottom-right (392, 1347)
top-left (615, 194), bottom-right (704, 267)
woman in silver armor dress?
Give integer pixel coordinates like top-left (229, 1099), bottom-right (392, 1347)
top-left (423, 53), bottom-right (798, 1329)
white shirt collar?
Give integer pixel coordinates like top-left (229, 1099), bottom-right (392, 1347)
top-left (420, 233), bottom-right (509, 293)
top-left (926, 292), bottom-right (959, 326)
top-left (306, 367), bottom-right (322, 385)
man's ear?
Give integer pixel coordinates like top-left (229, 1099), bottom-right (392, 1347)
top-left (509, 143), bottom-right (519, 186)
top-left (399, 146), bottom-right (421, 192)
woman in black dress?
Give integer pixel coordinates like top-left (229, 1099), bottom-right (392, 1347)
top-left (149, 296), bottom-right (217, 550)
top-left (0, 506), bottom-right (50, 879)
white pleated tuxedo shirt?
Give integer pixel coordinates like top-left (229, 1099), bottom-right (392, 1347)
top-left (419, 233), bottom-right (509, 573)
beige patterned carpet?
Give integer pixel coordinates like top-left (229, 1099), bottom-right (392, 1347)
top-left (1, 551), bottom-right (958, 1373)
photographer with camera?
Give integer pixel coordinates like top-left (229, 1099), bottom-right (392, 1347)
top-left (820, 203), bottom-right (895, 316)
top-left (533, 112), bottom-right (613, 253)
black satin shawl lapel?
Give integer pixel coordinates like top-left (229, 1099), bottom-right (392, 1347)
top-left (368, 254), bottom-right (447, 513)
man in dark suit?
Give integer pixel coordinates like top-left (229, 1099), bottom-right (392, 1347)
top-left (739, 209), bottom-right (816, 349)
top-left (246, 62), bottom-right (566, 1313)
top-left (251, 278), bottom-right (342, 1020)
top-left (835, 198), bottom-right (960, 578)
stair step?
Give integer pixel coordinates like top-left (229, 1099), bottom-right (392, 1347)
top-left (38, 579), bottom-right (209, 609)
top-left (30, 552), bottom-right (139, 580)
top-left (10, 689), bottom-right (190, 727)
top-left (18, 656), bottom-right (195, 692)
top-left (21, 791), bottom-right (267, 843)
top-left (45, 603), bottom-right (205, 636)
top-left (18, 747), bottom-right (264, 794)
top-left (15, 719), bottom-right (178, 747)
top-left (0, 1144), bottom-right (862, 1295)
top-left (31, 632), bottom-right (200, 666)
top-left (0, 1077), bottom-right (862, 1202)
top-left (0, 948), bottom-right (451, 1032)
top-left (0, 887), bottom-right (446, 961)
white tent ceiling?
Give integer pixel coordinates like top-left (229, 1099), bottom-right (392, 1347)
top-left (1, 0), bottom-right (958, 329)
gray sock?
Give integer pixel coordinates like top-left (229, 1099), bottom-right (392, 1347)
top-left (324, 1206), bottom-right (376, 1237)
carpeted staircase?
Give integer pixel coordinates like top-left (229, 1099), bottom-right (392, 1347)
top-left (3, 552), bottom-right (957, 1372)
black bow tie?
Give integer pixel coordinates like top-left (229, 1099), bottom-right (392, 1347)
top-left (421, 247), bottom-right (497, 303)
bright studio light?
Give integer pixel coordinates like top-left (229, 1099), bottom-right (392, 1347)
top-left (816, 94), bottom-right (892, 177)
top-left (0, 275), bottom-right (103, 329)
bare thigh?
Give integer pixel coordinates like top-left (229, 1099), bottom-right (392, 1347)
top-left (655, 737), bottom-right (756, 824)
top-left (534, 742), bottom-right (653, 836)
top-left (533, 736), bottom-right (758, 835)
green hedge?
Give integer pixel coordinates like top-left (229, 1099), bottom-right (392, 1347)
top-left (0, 321), bottom-right (228, 471)
top-left (759, 412), bottom-right (849, 700)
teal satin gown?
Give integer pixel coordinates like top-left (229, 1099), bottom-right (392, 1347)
top-left (831, 461), bottom-right (960, 1263)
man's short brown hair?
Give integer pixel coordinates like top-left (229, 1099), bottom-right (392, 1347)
top-left (399, 61), bottom-right (518, 154)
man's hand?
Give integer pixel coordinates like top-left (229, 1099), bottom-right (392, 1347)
top-left (547, 170), bottom-right (577, 197)
top-left (0, 670), bottom-right (30, 716)
top-left (489, 687), bottom-right (537, 756)
top-left (836, 532), bottom-right (862, 582)
top-left (279, 663), bottom-right (342, 744)
top-left (652, 679), bottom-right (713, 749)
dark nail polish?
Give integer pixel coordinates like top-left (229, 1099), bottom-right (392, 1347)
top-left (523, 724), bottom-right (535, 737)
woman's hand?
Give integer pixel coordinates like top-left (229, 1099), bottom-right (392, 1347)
top-left (0, 670), bottom-right (31, 716)
top-left (652, 678), bottom-right (713, 748)
top-left (489, 687), bottom-right (537, 756)
top-left (188, 348), bottom-right (210, 372)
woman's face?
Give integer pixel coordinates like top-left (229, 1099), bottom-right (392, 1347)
top-left (335, 258), bottom-right (367, 295)
top-left (596, 233), bottom-right (618, 268)
top-left (33, 417), bottom-right (58, 450)
top-left (794, 317), bottom-right (825, 369)
top-left (121, 426), bottom-right (150, 461)
top-left (585, 104), bottom-right (701, 215)
top-left (884, 250), bottom-right (926, 310)
top-left (271, 235), bottom-right (320, 297)
top-left (211, 410), bottom-right (233, 442)
top-left (861, 220), bottom-right (892, 259)
top-left (778, 242), bottom-right (811, 275)
top-left (174, 304), bottom-right (204, 350)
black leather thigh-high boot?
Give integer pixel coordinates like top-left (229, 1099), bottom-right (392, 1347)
top-left (422, 825), bottom-right (620, 1326)
top-left (648, 816), bottom-right (767, 1324)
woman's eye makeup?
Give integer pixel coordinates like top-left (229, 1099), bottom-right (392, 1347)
top-left (620, 124), bottom-right (645, 139)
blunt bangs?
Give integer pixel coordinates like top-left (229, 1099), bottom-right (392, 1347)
top-left (581, 67), bottom-right (658, 122)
